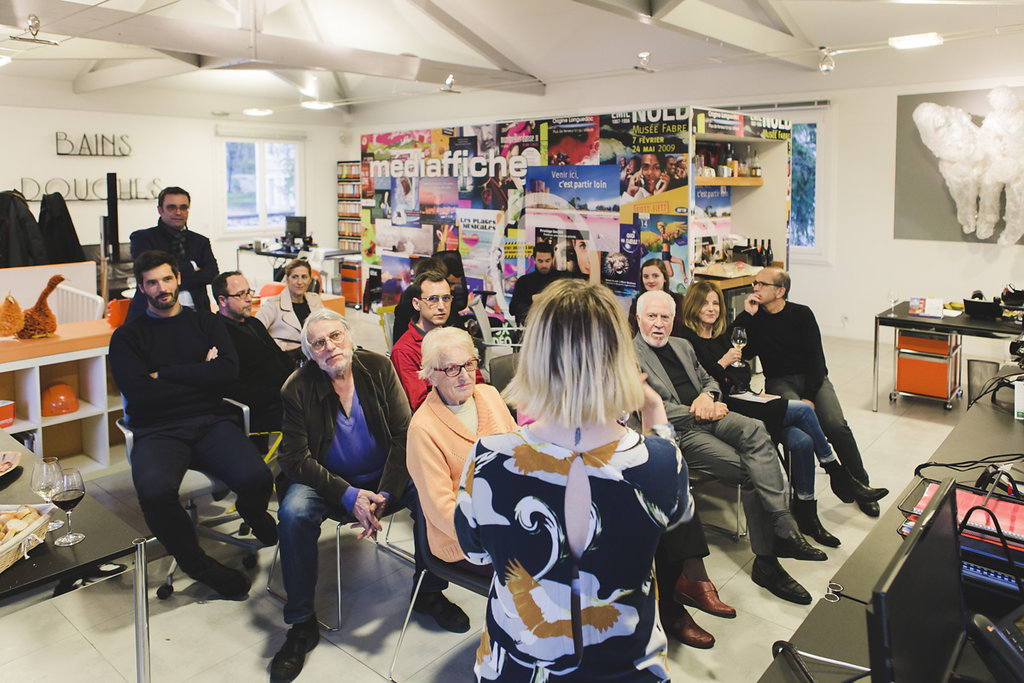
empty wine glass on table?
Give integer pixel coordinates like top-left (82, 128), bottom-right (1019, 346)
top-left (730, 327), bottom-right (748, 367)
top-left (887, 290), bottom-right (899, 317)
top-left (30, 457), bottom-right (64, 531)
top-left (53, 467), bottom-right (86, 547)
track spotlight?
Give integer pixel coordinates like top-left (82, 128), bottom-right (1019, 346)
top-left (818, 47), bottom-right (835, 74)
top-left (634, 51), bottom-right (656, 73)
top-left (440, 73), bottom-right (460, 93)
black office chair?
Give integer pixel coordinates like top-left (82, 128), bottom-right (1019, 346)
top-left (386, 509), bottom-right (491, 681)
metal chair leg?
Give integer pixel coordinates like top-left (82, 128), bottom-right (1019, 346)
top-left (264, 523), bottom-right (344, 632)
top-left (387, 569), bottom-right (428, 682)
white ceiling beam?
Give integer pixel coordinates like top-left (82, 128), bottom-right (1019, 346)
top-left (649, 0), bottom-right (687, 20)
top-left (757, 0), bottom-right (808, 42)
top-left (0, 0), bottom-right (544, 94)
top-left (72, 55), bottom-right (200, 93)
top-left (405, 0), bottom-right (538, 75)
top-left (572, 0), bottom-right (816, 69)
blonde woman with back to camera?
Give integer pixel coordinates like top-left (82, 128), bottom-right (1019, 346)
top-left (453, 279), bottom-right (693, 682)
top-left (256, 258), bottom-right (323, 364)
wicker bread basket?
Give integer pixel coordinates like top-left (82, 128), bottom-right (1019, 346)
top-left (0, 504), bottom-right (56, 575)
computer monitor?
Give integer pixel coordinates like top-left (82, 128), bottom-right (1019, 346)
top-left (867, 478), bottom-right (965, 683)
top-left (285, 215), bottom-right (306, 241)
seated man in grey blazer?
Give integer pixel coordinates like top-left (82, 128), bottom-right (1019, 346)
top-left (633, 289), bottom-right (824, 605)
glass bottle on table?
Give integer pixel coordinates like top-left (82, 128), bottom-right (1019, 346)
top-left (53, 468), bottom-right (86, 547)
top-left (30, 457), bottom-right (64, 531)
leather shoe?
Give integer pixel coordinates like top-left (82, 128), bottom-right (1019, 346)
top-left (791, 499), bottom-right (841, 548)
top-left (248, 511), bottom-right (279, 546)
top-left (413, 591), bottom-right (470, 633)
top-left (825, 462), bottom-right (889, 504)
top-left (189, 557), bottom-right (251, 599)
top-left (774, 529), bottom-right (827, 561)
top-left (661, 604), bottom-right (715, 649)
top-left (673, 576), bottom-right (736, 618)
top-left (751, 557), bottom-right (811, 605)
top-left (270, 617), bottom-right (320, 683)
top-left (857, 499), bottom-right (881, 517)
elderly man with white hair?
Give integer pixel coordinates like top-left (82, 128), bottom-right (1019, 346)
top-left (270, 309), bottom-right (468, 683)
top-left (633, 289), bottom-right (823, 606)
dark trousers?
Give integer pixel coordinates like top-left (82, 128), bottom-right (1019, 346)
top-left (766, 374), bottom-right (869, 484)
top-left (129, 413), bottom-right (274, 575)
top-left (277, 479), bottom-right (446, 625)
top-left (655, 510), bottom-right (709, 599)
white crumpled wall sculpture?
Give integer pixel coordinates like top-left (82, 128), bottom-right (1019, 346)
top-left (914, 87), bottom-right (1024, 246)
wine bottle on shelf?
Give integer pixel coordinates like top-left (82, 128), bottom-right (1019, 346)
top-left (765, 239), bottom-right (774, 267)
top-left (751, 149), bottom-right (762, 178)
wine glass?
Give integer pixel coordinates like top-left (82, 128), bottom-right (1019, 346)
top-left (730, 327), bottom-right (748, 367)
top-left (887, 290), bottom-right (899, 317)
top-left (53, 468), bottom-right (86, 547)
top-left (30, 457), bottom-right (64, 532)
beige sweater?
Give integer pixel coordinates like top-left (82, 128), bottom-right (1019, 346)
top-left (406, 384), bottom-right (516, 562)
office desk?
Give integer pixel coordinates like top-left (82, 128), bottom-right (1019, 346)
top-left (872, 302), bottom-right (1020, 411)
top-left (0, 431), bottom-right (150, 679)
top-left (760, 389), bottom-right (1024, 681)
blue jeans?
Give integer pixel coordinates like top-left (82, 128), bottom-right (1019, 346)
top-left (781, 401), bottom-right (834, 499)
top-left (277, 480), bottom-right (445, 624)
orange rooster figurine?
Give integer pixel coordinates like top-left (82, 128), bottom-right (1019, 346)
top-left (0, 293), bottom-right (24, 337)
top-left (16, 275), bottom-right (65, 339)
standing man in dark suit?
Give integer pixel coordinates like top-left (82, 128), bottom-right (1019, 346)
top-left (213, 270), bottom-right (296, 433)
top-left (127, 187), bottom-right (218, 322)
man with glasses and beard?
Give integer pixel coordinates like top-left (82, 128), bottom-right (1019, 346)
top-left (391, 270), bottom-right (483, 410)
top-left (109, 250), bottom-right (276, 600)
top-left (270, 309), bottom-right (468, 683)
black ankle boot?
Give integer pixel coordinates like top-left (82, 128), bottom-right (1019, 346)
top-left (823, 461), bottom-right (888, 504)
top-left (791, 498), bottom-right (841, 548)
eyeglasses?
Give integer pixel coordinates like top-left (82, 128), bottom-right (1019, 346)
top-left (309, 329), bottom-right (347, 353)
top-left (752, 280), bottom-right (779, 289)
top-left (417, 295), bottom-right (453, 306)
top-left (436, 358), bottom-right (479, 377)
top-left (225, 289), bottom-right (255, 299)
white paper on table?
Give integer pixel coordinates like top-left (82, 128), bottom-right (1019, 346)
top-left (729, 391), bottom-right (776, 404)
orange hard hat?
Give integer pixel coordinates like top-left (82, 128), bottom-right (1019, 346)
top-left (42, 383), bottom-right (79, 417)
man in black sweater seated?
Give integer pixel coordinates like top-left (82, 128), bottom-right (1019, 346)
top-left (509, 242), bottom-right (564, 324)
top-left (734, 267), bottom-right (887, 517)
top-left (110, 251), bottom-right (276, 599)
top-left (213, 270), bottom-right (296, 433)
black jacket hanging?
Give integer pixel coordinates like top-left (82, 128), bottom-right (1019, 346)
top-left (38, 193), bottom-right (86, 264)
top-left (0, 190), bottom-right (48, 267)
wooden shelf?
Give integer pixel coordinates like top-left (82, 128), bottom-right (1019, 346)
top-left (694, 177), bottom-right (764, 187)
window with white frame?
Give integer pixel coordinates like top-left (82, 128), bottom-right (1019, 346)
top-left (746, 106), bottom-right (830, 263)
top-left (225, 139), bottom-right (300, 230)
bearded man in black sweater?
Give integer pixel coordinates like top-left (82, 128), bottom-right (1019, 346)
top-left (110, 250), bottom-right (276, 599)
top-left (733, 267), bottom-right (887, 517)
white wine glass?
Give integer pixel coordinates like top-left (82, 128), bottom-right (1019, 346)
top-left (887, 290), bottom-right (899, 317)
top-left (53, 468), bottom-right (86, 547)
top-left (730, 327), bottom-right (748, 367)
top-left (30, 457), bottom-right (64, 532)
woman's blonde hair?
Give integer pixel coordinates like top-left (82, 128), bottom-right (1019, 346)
top-left (504, 279), bottom-right (644, 425)
top-left (418, 327), bottom-right (477, 381)
top-left (680, 279), bottom-right (727, 338)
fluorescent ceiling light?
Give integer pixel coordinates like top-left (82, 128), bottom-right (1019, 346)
top-left (300, 100), bottom-right (334, 110)
top-left (243, 108), bottom-right (274, 116)
top-left (888, 32), bottom-right (944, 50)
top-left (0, 56), bottom-right (11, 67)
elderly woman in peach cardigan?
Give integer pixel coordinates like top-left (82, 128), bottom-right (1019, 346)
top-left (406, 326), bottom-right (515, 570)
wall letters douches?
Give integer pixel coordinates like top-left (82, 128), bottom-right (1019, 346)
top-left (19, 176), bottom-right (163, 202)
top-left (55, 132), bottom-right (132, 157)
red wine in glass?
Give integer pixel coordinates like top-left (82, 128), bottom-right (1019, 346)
top-left (54, 468), bottom-right (86, 547)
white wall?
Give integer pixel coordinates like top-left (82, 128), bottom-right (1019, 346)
top-left (343, 36), bottom-right (1024, 361)
top-left (1, 105), bottom-right (344, 290)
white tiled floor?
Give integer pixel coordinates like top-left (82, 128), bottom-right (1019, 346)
top-left (0, 310), bottom-right (973, 682)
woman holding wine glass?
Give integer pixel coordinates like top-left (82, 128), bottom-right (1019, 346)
top-left (52, 467), bottom-right (86, 547)
top-left (30, 457), bottom-right (64, 531)
top-left (678, 281), bottom-right (887, 547)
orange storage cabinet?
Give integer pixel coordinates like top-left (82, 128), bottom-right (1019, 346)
top-left (894, 330), bottom-right (961, 409)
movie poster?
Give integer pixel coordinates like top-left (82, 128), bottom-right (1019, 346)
top-left (635, 212), bottom-right (689, 293)
top-left (380, 252), bottom-right (412, 307)
top-left (603, 220), bottom-right (641, 299)
top-left (420, 177), bottom-right (459, 252)
top-left (600, 109), bottom-right (689, 199)
top-left (542, 116), bottom-right (600, 166)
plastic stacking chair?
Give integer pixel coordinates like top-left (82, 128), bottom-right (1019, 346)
top-left (387, 510), bottom-right (491, 681)
top-left (378, 304), bottom-right (397, 354)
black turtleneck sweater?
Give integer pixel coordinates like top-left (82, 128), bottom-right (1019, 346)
top-left (733, 301), bottom-right (828, 397)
